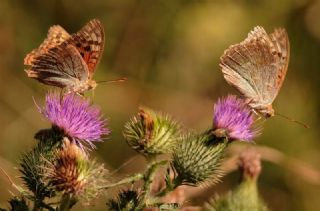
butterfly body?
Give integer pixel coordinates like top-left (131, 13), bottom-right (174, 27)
top-left (24, 19), bottom-right (104, 94)
top-left (219, 26), bottom-right (289, 118)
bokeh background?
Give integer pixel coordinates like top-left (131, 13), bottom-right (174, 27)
top-left (1, 0), bottom-right (320, 210)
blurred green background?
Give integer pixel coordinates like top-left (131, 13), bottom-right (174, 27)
top-left (1, 0), bottom-right (320, 210)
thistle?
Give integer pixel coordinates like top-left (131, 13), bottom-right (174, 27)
top-left (205, 149), bottom-right (267, 211)
top-left (42, 139), bottom-right (108, 205)
top-left (39, 92), bottom-right (109, 148)
top-left (212, 95), bottom-right (258, 141)
top-left (123, 107), bottom-right (180, 156)
top-left (170, 132), bottom-right (227, 186)
top-left (106, 189), bottom-right (142, 211)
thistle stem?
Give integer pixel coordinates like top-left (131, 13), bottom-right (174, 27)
top-left (137, 160), bottom-right (168, 209)
top-left (58, 194), bottom-right (77, 211)
top-left (154, 174), bottom-right (183, 197)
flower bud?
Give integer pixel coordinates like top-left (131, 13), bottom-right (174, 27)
top-left (106, 190), bottom-right (142, 210)
top-left (171, 132), bottom-right (227, 186)
top-left (205, 149), bottom-right (267, 211)
top-left (42, 139), bottom-right (108, 205)
top-left (123, 107), bottom-right (180, 156)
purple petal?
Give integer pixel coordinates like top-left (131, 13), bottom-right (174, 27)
top-left (213, 95), bottom-right (258, 141)
top-left (41, 93), bottom-right (109, 148)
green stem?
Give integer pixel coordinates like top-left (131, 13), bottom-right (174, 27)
top-left (59, 194), bottom-right (76, 211)
top-left (155, 175), bottom-right (182, 198)
top-left (99, 173), bottom-right (144, 189)
top-left (137, 160), bottom-right (168, 209)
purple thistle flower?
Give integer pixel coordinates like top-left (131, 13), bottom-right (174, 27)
top-left (40, 92), bottom-right (109, 148)
top-left (213, 95), bottom-right (258, 141)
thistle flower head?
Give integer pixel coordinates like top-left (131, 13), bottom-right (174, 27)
top-left (123, 107), bottom-right (180, 156)
top-left (42, 139), bottom-right (108, 204)
top-left (40, 92), bottom-right (109, 148)
top-left (213, 95), bottom-right (258, 141)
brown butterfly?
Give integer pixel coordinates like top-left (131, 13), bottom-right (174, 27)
top-left (24, 19), bottom-right (104, 94)
top-left (219, 26), bottom-right (289, 118)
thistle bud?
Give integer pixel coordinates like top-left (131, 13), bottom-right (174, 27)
top-left (205, 149), bottom-right (267, 211)
top-left (170, 132), bottom-right (227, 186)
top-left (42, 139), bottom-right (108, 205)
top-left (106, 190), bottom-right (142, 211)
top-left (238, 149), bottom-right (262, 180)
top-left (123, 107), bottom-right (180, 156)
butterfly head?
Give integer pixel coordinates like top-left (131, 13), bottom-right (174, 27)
top-left (87, 79), bottom-right (97, 90)
top-left (260, 104), bottom-right (275, 118)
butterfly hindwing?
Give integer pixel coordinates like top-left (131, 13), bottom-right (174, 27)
top-left (68, 19), bottom-right (105, 77)
top-left (269, 28), bottom-right (290, 102)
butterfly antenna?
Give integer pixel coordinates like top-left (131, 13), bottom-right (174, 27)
top-left (97, 77), bottom-right (127, 84)
top-left (275, 112), bottom-right (309, 128)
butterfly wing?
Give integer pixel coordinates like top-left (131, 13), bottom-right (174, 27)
top-left (25, 43), bottom-right (89, 89)
top-left (24, 25), bottom-right (71, 66)
top-left (67, 19), bottom-right (105, 77)
top-left (268, 28), bottom-right (290, 102)
top-left (219, 26), bottom-right (289, 112)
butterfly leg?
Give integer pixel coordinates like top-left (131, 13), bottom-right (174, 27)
top-left (59, 88), bottom-right (66, 103)
top-left (252, 109), bottom-right (263, 120)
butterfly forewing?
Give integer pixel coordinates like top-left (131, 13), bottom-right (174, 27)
top-left (219, 26), bottom-right (290, 116)
top-left (68, 19), bottom-right (105, 77)
top-left (26, 43), bottom-right (89, 89)
top-left (24, 25), bottom-right (70, 66)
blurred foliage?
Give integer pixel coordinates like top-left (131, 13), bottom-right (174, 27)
top-left (0, 0), bottom-right (320, 210)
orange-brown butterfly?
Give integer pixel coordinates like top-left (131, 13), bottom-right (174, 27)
top-left (219, 26), bottom-right (289, 118)
top-left (24, 19), bottom-right (104, 94)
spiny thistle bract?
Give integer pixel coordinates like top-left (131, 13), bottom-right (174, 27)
top-left (170, 132), bottom-right (227, 186)
top-left (19, 135), bottom-right (59, 200)
top-left (39, 92), bottom-right (109, 149)
top-left (106, 190), bottom-right (142, 211)
top-left (0, 197), bottom-right (29, 211)
top-left (205, 149), bottom-right (267, 211)
top-left (41, 139), bottom-right (108, 205)
top-left (123, 107), bottom-right (180, 156)
top-left (212, 95), bottom-right (259, 141)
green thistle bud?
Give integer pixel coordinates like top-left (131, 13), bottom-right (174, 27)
top-left (123, 107), bottom-right (180, 156)
top-left (170, 132), bottom-right (227, 186)
top-left (238, 149), bottom-right (262, 180)
top-left (106, 190), bottom-right (142, 211)
top-left (42, 139), bottom-right (108, 205)
top-left (205, 149), bottom-right (267, 211)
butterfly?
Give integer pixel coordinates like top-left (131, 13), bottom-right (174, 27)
top-left (219, 26), bottom-right (289, 118)
top-left (24, 19), bottom-right (104, 94)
